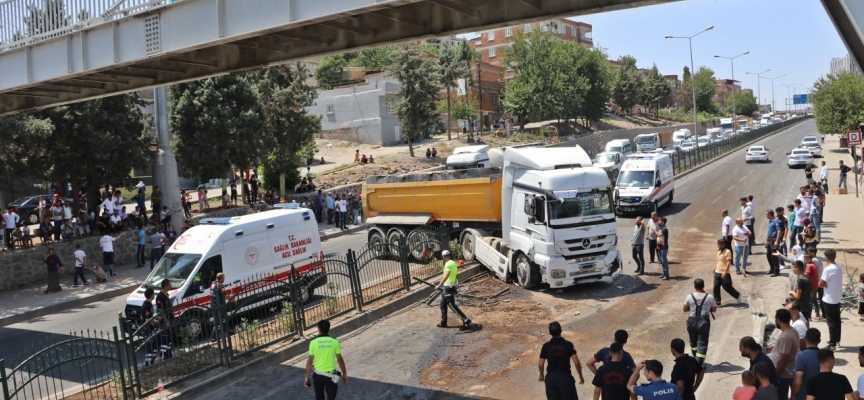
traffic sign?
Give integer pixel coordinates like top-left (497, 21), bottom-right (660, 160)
top-left (848, 130), bottom-right (862, 146)
top-left (793, 94), bottom-right (808, 105)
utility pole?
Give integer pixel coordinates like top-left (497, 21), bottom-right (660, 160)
top-left (153, 87), bottom-right (184, 231)
top-left (477, 62), bottom-right (483, 131)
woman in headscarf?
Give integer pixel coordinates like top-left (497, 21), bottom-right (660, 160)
top-left (43, 248), bottom-right (63, 293)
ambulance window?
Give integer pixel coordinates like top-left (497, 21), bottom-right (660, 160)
top-left (184, 255), bottom-right (223, 298)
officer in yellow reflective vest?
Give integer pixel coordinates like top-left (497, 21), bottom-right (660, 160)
top-left (304, 319), bottom-right (347, 400)
top-left (434, 250), bottom-right (472, 331)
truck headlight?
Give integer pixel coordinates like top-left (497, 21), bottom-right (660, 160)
top-left (551, 269), bottom-right (566, 279)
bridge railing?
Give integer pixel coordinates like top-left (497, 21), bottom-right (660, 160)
top-left (0, 0), bottom-right (180, 52)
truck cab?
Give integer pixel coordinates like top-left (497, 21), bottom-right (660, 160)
top-left (635, 133), bottom-right (660, 152)
top-left (445, 145), bottom-right (503, 170)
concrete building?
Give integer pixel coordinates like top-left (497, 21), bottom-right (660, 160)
top-left (714, 79), bottom-right (742, 109)
top-left (830, 54), bottom-right (863, 76)
top-left (307, 73), bottom-right (403, 146)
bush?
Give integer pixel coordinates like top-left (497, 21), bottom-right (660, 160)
top-left (448, 239), bottom-right (464, 261)
top-left (237, 318), bottom-right (261, 349)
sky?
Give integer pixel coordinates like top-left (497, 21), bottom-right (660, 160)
top-left (574, 0), bottom-right (847, 107)
top-left (466, 0), bottom-right (849, 109)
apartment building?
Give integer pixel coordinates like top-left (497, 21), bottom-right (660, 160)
top-left (714, 78), bottom-right (742, 108)
top-left (830, 54), bottom-right (863, 76)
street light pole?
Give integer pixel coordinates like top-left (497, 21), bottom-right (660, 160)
top-left (782, 83), bottom-right (798, 115)
top-left (766, 73), bottom-right (786, 113)
top-left (666, 25), bottom-right (714, 159)
top-left (746, 69), bottom-right (770, 113)
top-left (714, 51), bottom-right (749, 117)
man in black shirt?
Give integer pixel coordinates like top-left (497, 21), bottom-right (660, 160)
top-left (805, 349), bottom-right (854, 400)
top-left (155, 278), bottom-right (174, 360)
top-left (592, 342), bottom-right (634, 400)
top-left (740, 336), bottom-right (778, 389)
top-left (670, 338), bottom-right (704, 400)
top-left (539, 321), bottom-right (584, 400)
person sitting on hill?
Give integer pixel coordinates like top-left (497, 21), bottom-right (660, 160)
top-left (431, 148), bottom-right (438, 157)
top-left (361, 154), bottom-right (368, 163)
top-left (426, 148), bottom-right (432, 158)
top-left (369, 155), bottom-right (375, 163)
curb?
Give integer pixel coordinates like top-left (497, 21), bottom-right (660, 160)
top-left (0, 283), bottom-right (141, 327)
top-left (175, 264), bottom-right (483, 400)
top-left (676, 119), bottom-right (812, 180)
top-left (0, 225), bottom-right (368, 328)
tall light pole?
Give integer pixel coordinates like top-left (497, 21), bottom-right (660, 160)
top-left (782, 83), bottom-right (798, 115)
top-left (666, 25), bottom-right (714, 157)
top-left (746, 69), bottom-right (771, 113)
top-left (714, 51), bottom-right (749, 116)
top-left (765, 73), bottom-right (786, 113)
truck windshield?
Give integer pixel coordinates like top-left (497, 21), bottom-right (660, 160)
top-left (548, 192), bottom-right (613, 220)
top-left (144, 253), bottom-right (202, 290)
top-left (635, 136), bottom-right (655, 144)
top-left (739, 121), bottom-right (749, 127)
top-left (720, 123), bottom-right (733, 130)
top-left (606, 146), bottom-right (622, 154)
top-left (616, 171), bottom-right (654, 188)
top-left (594, 154), bottom-right (616, 163)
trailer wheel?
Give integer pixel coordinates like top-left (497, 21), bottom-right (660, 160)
top-left (368, 230), bottom-right (389, 257)
top-left (461, 233), bottom-right (476, 262)
top-left (386, 228), bottom-right (407, 256)
top-left (407, 229), bottom-right (440, 262)
top-left (515, 254), bottom-right (540, 289)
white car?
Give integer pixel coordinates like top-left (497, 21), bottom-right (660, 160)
top-left (679, 141), bottom-right (696, 152)
top-left (787, 148), bottom-right (814, 168)
top-left (696, 136), bottom-right (711, 147)
top-left (745, 146), bottom-right (769, 163)
top-left (800, 136), bottom-right (822, 157)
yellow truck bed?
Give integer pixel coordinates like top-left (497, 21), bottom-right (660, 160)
top-left (362, 169), bottom-right (503, 223)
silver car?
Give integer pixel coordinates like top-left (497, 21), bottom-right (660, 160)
top-left (786, 148), bottom-right (814, 168)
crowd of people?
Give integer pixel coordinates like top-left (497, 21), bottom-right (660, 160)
top-left (293, 189), bottom-right (362, 231)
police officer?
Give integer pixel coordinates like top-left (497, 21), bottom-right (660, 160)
top-left (304, 320), bottom-right (348, 400)
top-left (210, 273), bottom-right (233, 342)
top-left (434, 250), bottom-right (472, 331)
top-left (683, 278), bottom-right (717, 366)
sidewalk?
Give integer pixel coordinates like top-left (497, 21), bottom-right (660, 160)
top-left (0, 221), bottom-right (366, 327)
top-left (819, 135), bottom-right (864, 251)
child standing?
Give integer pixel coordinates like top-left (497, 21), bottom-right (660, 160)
top-left (732, 370), bottom-right (756, 400)
top-left (857, 273), bottom-right (864, 322)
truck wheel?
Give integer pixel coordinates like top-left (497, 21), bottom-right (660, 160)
top-left (515, 254), bottom-right (540, 289)
top-left (368, 230), bottom-right (389, 257)
top-left (461, 233), bottom-right (476, 262)
top-left (386, 228), bottom-right (406, 256)
top-left (407, 229), bottom-right (440, 262)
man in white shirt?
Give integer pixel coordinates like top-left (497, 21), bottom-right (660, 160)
top-left (100, 233), bottom-right (116, 277)
top-left (62, 201), bottom-right (73, 222)
top-left (731, 218), bottom-right (751, 276)
top-left (740, 197), bottom-right (754, 254)
top-left (796, 187), bottom-right (812, 216)
top-left (3, 207), bottom-right (20, 250)
top-left (51, 203), bottom-right (63, 241)
top-left (336, 196), bottom-right (348, 231)
top-left (819, 249), bottom-right (843, 350)
top-left (73, 244), bottom-right (89, 286)
top-left (109, 210), bottom-right (123, 232)
top-left (746, 195), bottom-right (756, 246)
top-left (819, 161), bottom-right (829, 192)
top-left (721, 209), bottom-right (733, 252)
top-left (100, 196), bottom-right (116, 215)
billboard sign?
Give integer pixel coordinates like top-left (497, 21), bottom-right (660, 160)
top-left (793, 94), bottom-right (809, 105)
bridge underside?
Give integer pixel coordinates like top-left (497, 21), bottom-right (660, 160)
top-left (0, 0), bottom-right (675, 115)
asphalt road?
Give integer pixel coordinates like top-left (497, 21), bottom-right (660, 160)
top-left (196, 119), bottom-right (820, 400)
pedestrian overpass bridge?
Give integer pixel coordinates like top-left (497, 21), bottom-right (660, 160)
top-left (0, 0), bottom-right (862, 115)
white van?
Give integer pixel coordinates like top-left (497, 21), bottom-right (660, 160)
top-left (613, 153), bottom-right (675, 215)
top-left (123, 205), bottom-right (325, 335)
top-left (672, 129), bottom-right (692, 143)
top-left (604, 139), bottom-right (633, 156)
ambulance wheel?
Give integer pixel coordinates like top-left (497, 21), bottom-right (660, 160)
top-left (299, 285), bottom-right (313, 304)
top-left (179, 311), bottom-right (210, 340)
top-left (461, 233), bottom-right (476, 262)
top-left (515, 253), bottom-right (539, 289)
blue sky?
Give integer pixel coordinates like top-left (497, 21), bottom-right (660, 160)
top-left (573, 0), bottom-right (847, 106)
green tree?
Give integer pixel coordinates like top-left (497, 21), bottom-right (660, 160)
top-left (726, 91), bottom-right (758, 117)
top-left (390, 46), bottom-right (440, 157)
top-left (39, 94), bottom-right (149, 205)
top-left (682, 66), bottom-right (692, 83)
top-left (252, 64), bottom-right (321, 194)
top-left (575, 48), bottom-right (614, 127)
top-left (643, 64), bottom-right (672, 118)
top-left (612, 55), bottom-right (644, 113)
top-left (439, 93), bottom-right (479, 124)
top-left (169, 74), bottom-right (266, 181)
top-left (0, 114), bottom-right (53, 205)
top-left (438, 46), bottom-right (471, 140)
top-left (23, 0), bottom-right (70, 36)
top-left (457, 40), bottom-right (480, 86)
top-left (315, 54), bottom-right (347, 89)
top-left (692, 66), bottom-right (717, 113)
top-left (811, 71), bottom-right (864, 135)
top-left (349, 45), bottom-right (397, 71)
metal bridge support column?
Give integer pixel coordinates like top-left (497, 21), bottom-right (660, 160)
top-left (154, 86), bottom-right (185, 231)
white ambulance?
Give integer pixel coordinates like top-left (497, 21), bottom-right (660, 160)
top-left (613, 153), bottom-right (675, 216)
top-left (123, 204), bottom-right (326, 336)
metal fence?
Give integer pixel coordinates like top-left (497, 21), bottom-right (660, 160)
top-left (0, 0), bottom-right (181, 52)
top-left (0, 225), bottom-right (449, 400)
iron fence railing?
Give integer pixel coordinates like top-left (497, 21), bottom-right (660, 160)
top-left (0, 0), bottom-right (182, 52)
top-left (0, 224), bottom-right (450, 400)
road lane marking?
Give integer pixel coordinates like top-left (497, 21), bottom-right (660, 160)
top-left (738, 176), bottom-right (747, 182)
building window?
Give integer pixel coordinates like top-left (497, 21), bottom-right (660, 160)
top-left (488, 30), bottom-right (495, 41)
top-left (549, 22), bottom-right (559, 33)
top-left (570, 26), bottom-right (578, 37)
top-left (385, 99), bottom-right (398, 115)
top-left (326, 104), bottom-right (334, 114)
top-left (583, 31), bottom-right (593, 41)
top-left (505, 27), bottom-right (512, 38)
top-left (489, 47), bottom-right (496, 58)
top-left (524, 23), bottom-right (532, 33)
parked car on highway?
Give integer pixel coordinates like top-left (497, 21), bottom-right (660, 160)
top-left (660, 145), bottom-right (684, 155)
top-left (800, 136), bottom-right (822, 157)
top-left (787, 148), bottom-right (814, 168)
top-left (9, 195), bottom-right (74, 225)
top-left (679, 141), bottom-right (696, 153)
top-left (696, 136), bottom-right (712, 147)
top-left (745, 146), bottom-right (770, 163)
top-left (722, 130), bottom-right (734, 141)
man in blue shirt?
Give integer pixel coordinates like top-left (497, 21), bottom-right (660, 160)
top-left (135, 226), bottom-right (146, 268)
top-left (587, 329), bottom-right (637, 374)
top-left (325, 193), bottom-right (335, 225)
top-left (765, 210), bottom-right (781, 277)
top-left (628, 359), bottom-right (682, 400)
top-left (791, 328), bottom-right (820, 400)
